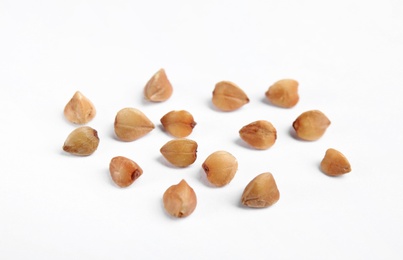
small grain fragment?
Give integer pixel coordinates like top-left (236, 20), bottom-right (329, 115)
top-left (160, 110), bottom-right (196, 138)
top-left (265, 79), bottom-right (299, 108)
top-left (109, 156), bottom-right (143, 187)
top-left (114, 108), bottom-right (155, 141)
top-left (292, 110), bottom-right (330, 141)
top-left (64, 91), bottom-right (96, 124)
top-left (239, 120), bottom-right (277, 149)
top-left (163, 179), bottom-right (197, 218)
top-left (144, 68), bottom-right (173, 102)
top-left (241, 172), bottom-right (280, 208)
top-left (212, 81), bottom-right (249, 111)
top-left (202, 151), bottom-right (238, 187)
top-left (320, 148), bottom-right (351, 176)
top-left (63, 126), bottom-right (99, 156)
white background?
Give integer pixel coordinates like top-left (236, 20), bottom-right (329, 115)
top-left (1, 0), bottom-right (403, 259)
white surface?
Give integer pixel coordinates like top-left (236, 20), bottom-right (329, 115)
top-left (1, 0), bottom-right (403, 259)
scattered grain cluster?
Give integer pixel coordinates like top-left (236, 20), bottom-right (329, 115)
top-left (62, 68), bottom-right (352, 218)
